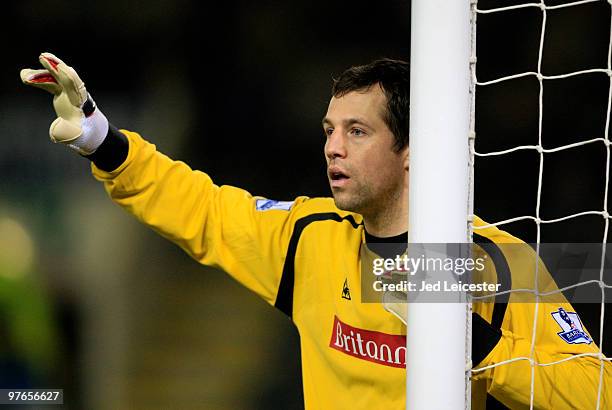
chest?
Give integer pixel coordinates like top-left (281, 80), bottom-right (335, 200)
top-left (290, 223), bottom-right (405, 357)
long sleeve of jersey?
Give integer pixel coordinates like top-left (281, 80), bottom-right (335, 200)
top-left (482, 326), bottom-right (609, 409)
top-left (90, 129), bottom-right (307, 305)
top-left (472, 222), bottom-right (612, 409)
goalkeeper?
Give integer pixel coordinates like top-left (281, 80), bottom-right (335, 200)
top-left (21, 53), bottom-right (610, 409)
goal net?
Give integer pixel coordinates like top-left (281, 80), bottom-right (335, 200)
top-left (471, 0), bottom-right (610, 409)
top-left (407, 0), bottom-right (611, 409)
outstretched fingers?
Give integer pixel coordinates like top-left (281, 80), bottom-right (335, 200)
top-left (20, 68), bottom-right (62, 95)
top-left (38, 52), bottom-right (87, 107)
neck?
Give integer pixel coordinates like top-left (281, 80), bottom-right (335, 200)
top-left (362, 191), bottom-right (408, 238)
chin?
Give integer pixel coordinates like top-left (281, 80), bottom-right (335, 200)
top-left (331, 194), bottom-right (361, 214)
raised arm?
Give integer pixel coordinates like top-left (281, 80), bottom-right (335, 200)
top-left (20, 52), bottom-right (307, 305)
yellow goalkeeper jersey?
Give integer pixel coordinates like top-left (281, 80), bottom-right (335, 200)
top-left (92, 130), bottom-right (610, 409)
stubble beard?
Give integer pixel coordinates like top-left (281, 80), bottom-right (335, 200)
top-left (332, 176), bottom-right (404, 222)
top-left (332, 181), bottom-right (374, 216)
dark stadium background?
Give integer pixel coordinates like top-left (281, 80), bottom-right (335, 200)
top-left (0, 0), bottom-right (610, 408)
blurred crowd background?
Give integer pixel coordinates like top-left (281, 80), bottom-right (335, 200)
top-left (1, 0), bottom-right (610, 408)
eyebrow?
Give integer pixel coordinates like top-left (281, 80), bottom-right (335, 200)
top-left (321, 117), bottom-right (372, 129)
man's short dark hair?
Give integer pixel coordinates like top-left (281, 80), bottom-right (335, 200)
top-left (332, 58), bottom-right (410, 152)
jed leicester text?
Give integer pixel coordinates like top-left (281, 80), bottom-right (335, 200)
top-left (372, 280), bottom-right (501, 293)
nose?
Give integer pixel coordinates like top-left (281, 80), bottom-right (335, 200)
top-left (324, 129), bottom-right (347, 160)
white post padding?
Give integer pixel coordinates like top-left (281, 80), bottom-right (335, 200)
top-left (407, 0), bottom-right (471, 409)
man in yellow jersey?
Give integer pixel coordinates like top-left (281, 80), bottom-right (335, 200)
top-left (20, 53), bottom-right (610, 409)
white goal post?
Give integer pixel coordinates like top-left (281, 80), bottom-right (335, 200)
top-left (407, 0), bottom-right (472, 409)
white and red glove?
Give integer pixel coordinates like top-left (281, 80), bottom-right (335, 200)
top-left (20, 52), bottom-right (108, 155)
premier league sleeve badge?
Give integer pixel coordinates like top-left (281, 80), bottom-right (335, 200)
top-left (551, 307), bottom-right (593, 345)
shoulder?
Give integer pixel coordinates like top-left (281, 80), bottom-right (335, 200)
top-left (288, 197), bottom-right (364, 227)
top-left (473, 215), bottom-right (524, 244)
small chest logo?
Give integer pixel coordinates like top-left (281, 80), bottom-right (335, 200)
top-left (551, 307), bottom-right (592, 345)
top-left (341, 278), bottom-right (351, 300)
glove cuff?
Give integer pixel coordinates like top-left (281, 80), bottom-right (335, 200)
top-left (84, 124), bottom-right (129, 172)
top-left (65, 94), bottom-right (109, 155)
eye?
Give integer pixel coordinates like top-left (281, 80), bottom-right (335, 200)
top-left (350, 127), bottom-right (366, 137)
top-left (324, 127), bottom-right (334, 137)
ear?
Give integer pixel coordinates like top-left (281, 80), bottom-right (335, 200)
top-left (402, 146), bottom-right (410, 171)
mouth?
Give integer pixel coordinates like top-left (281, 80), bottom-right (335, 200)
top-left (329, 167), bottom-right (350, 188)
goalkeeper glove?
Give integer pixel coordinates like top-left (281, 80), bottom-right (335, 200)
top-left (20, 52), bottom-right (108, 155)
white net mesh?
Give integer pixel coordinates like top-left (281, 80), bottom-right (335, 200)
top-left (470, 0), bottom-right (611, 408)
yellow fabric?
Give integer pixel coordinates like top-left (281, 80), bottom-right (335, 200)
top-left (471, 221), bottom-right (611, 409)
top-left (92, 130), bottom-right (610, 409)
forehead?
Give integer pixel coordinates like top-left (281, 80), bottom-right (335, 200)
top-left (325, 85), bottom-right (387, 125)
